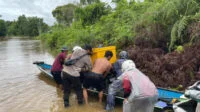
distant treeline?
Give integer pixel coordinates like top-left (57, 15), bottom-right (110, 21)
top-left (0, 15), bottom-right (49, 37)
top-left (39, 0), bottom-right (200, 52)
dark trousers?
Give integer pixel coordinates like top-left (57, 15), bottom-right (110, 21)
top-left (51, 71), bottom-right (62, 85)
top-left (62, 72), bottom-right (83, 106)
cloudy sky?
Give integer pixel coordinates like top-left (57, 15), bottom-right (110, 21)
top-left (0, 0), bottom-right (142, 26)
top-left (0, 0), bottom-right (79, 26)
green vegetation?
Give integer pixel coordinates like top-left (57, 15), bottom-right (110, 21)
top-left (37, 0), bottom-right (200, 89)
top-left (80, 0), bottom-right (100, 5)
top-left (37, 0), bottom-right (200, 52)
top-left (175, 45), bottom-right (184, 53)
top-left (0, 15), bottom-right (49, 38)
top-left (0, 19), bottom-right (7, 37)
top-left (52, 4), bottom-right (77, 26)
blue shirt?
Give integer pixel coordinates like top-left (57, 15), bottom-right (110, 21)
top-left (113, 59), bottom-right (126, 77)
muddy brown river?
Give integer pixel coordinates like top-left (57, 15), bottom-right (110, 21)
top-left (0, 38), bottom-right (122, 112)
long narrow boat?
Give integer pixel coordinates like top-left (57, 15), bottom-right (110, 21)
top-left (33, 61), bottom-right (189, 111)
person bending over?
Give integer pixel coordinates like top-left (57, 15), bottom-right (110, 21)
top-left (119, 60), bottom-right (158, 112)
top-left (51, 46), bottom-right (68, 89)
top-left (106, 51), bottom-right (128, 111)
top-left (83, 50), bottom-right (113, 104)
top-left (62, 45), bottom-right (92, 107)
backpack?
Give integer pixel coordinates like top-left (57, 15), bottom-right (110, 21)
top-left (64, 53), bottom-right (88, 66)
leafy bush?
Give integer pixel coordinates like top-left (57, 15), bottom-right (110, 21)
top-left (41, 0), bottom-right (200, 54)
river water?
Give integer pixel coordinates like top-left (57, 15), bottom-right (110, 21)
top-left (0, 38), bottom-right (122, 112)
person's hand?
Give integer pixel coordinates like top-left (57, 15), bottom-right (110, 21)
top-left (123, 98), bottom-right (128, 103)
top-left (66, 54), bottom-right (72, 60)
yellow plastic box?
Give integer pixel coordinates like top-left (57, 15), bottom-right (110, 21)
top-left (91, 46), bottom-right (117, 64)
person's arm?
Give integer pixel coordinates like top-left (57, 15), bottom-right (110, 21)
top-left (123, 78), bottom-right (131, 98)
top-left (112, 62), bottom-right (118, 74)
top-left (59, 53), bottom-right (66, 65)
top-left (82, 55), bottom-right (92, 72)
top-left (113, 60), bottom-right (123, 77)
top-left (65, 54), bottom-right (72, 60)
top-left (103, 64), bottom-right (112, 78)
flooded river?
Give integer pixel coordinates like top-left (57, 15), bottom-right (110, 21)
top-left (0, 38), bottom-right (122, 112)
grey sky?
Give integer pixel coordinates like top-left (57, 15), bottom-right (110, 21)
top-left (0, 0), bottom-right (79, 26)
top-left (0, 0), bottom-right (143, 26)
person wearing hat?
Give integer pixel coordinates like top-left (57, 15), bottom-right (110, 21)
top-left (65, 46), bottom-right (83, 60)
top-left (62, 44), bottom-right (93, 107)
top-left (73, 46), bottom-right (82, 51)
top-left (51, 46), bottom-right (68, 89)
top-left (119, 60), bottom-right (158, 112)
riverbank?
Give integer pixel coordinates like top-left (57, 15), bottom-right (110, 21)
top-left (0, 36), bottom-right (38, 41)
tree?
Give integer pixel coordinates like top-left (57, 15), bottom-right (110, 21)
top-left (155, 0), bottom-right (200, 51)
top-left (6, 21), bottom-right (18, 35)
top-left (5, 15), bottom-right (49, 37)
top-left (75, 2), bottom-right (111, 25)
top-left (80, 0), bottom-right (100, 5)
top-left (15, 15), bottom-right (29, 35)
top-left (52, 4), bottom-right (77, 26)
top-left (0, 19), bottom-right (7, 37)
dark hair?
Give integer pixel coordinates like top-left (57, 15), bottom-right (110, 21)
top-left (83, 44), bottom-right (92, 52)
top-left (104, 50), bottom-right (113, 58)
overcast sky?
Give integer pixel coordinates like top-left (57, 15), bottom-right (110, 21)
top-left (0, 0), bottom-right (80, 26)
top-left (0, 0), bottom-right (142, 26)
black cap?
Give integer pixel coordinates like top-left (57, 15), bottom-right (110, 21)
top-left (61, 46), bottom-right (68, 51)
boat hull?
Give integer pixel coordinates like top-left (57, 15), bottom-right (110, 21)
top-left (33, 61), bottom-right (188, 110)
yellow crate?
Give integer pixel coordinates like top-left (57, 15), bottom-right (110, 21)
top-left (91, 46), bottom-right (117, 64)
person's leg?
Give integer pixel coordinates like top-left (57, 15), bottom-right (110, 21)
top-left (57, 71), bottom-right (63, 90)
top-left (98, 91), bottom-right (103, 103)
top-left (59, 84), bottom-right (63, 90)
top-left (145, 95), bottom-right (158, 112)
top-left (82, 73), bottom-right (91, 105)
top-left (73, 76), bottom-right (83, 105)
top-left (83, 88), bottom-right (88, 104)
top-left (80, 72), bottom-right (85, 84)
top-left (106, 80), bottom-right (123, 110)
top-left (51, 71), bottom-right (59, 88)
top-left (51, 71), bottom-right (63, 89)
top-left (131, 97), bottom-right (154, 112)
top-left (96, 75), bottom-right (106, 104)
top-left (196, 103), bottom-right (200, 112)
top-left (123, 98), bottom-right (142, 112)
top-left (62, 72), bottom-right (71, 107)
top-left (123, 101), bottom-right (132, 112)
